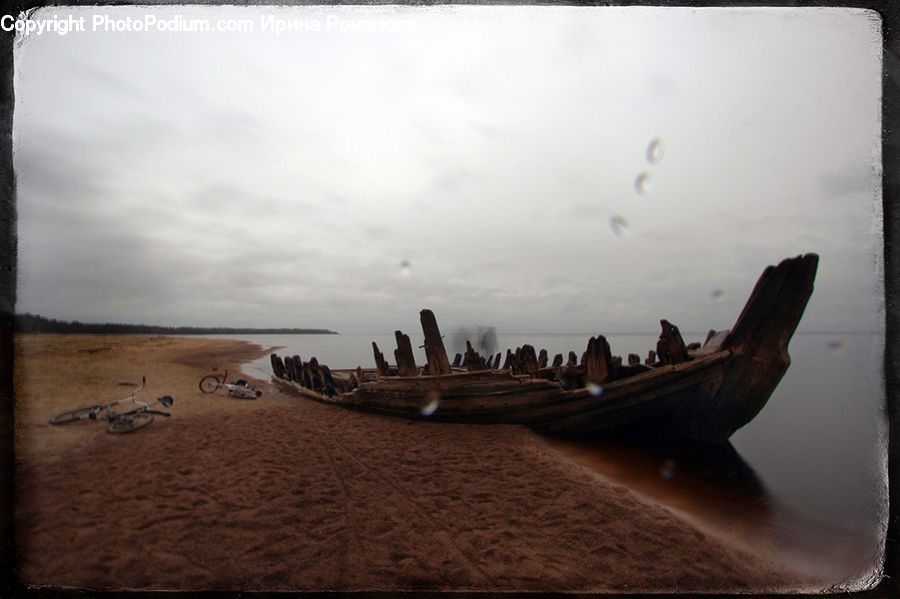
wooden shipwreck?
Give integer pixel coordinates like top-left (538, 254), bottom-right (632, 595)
top-left (271, 254), bottom-right (819, 443)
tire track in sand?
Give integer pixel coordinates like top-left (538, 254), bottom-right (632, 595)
top-left (317, 429), bottom-right (492, 587)
top-left (316, 432), bottom-right (364, 587)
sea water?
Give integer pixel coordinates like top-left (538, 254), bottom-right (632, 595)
top-left (205, 330), bottom-right (886, 586)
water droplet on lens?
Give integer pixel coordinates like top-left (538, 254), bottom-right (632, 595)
top-left (634, 172), bottom-right (652, 195)
top-left (585, 381), bottom-right (604, 396)
top-left (647, 138), bottom-right (665, 164)
top-left (827, 340), bottom-right (845, 356)
top-left (421, 389), bottom-right (440, 416)
top-left (711, 289), bottom-right (725, 301)
top-left (400, 259), bottom-right (411, 277)
top-left (660, 458), bottom-right (676, 480)
top-left (609, 215), bottom-right (631, 237)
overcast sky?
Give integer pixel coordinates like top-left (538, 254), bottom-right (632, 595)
top-left (13, 5), bottom-right (883, 334)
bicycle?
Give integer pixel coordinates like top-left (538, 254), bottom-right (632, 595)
top-left (198, 370), bottom-right (262, 399)
top-left (49, 377), bottom-right (174, 433)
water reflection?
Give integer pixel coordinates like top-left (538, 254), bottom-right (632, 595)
top-left (547, 432), bottom-right (771, 523)
top-left (546, 431), bottom-right (879, 589)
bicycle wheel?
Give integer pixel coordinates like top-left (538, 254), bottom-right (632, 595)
top-left (199, 375), bottom-right (220, 393)
top-left (50, 406), bottom-right (100, 425)
top-left (107, 412), bottom-right (153, 433)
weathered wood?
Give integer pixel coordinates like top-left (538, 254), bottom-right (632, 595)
top-left (673, 253), bottom-right (819, 442)
top-left (686, 342), bottom-right (701, 351)
top-left (567, 351), bottom-right (578, 367)
top-left (502, 349), bottom-right (513, 370)
top-left (628, 353), bottom-right (641, 366)
top-left (394, 330), bottom-right (418, 377)
top-left (645, 350), bottom-right (657, 365)
top-left (307, 357), bottom-right (325, 392)
top-left (538, 349), bottom-right (549, 369)
top-left (372, 342), bottom-right (390, 378)
top-left (452, 353), bottom-right (462, 367)
top-left (693, 329), bottom-right (730, 358)
top-left (301, 360), bottom-right (314, 388)
top-left (615, 363), bottom-right (653, 379)
top-left (465, 340), bottom-right (488, 372)
top-left (271, 354), bottom-right (286, 379)
top-left (517, 345), bottom-right (539, 376)
top-left (288, 355), bottom-right (303, 382)
top-left (321, 364), bottom-right (338, 396)
top-left (551, 353), bottom-right (563, 368)
top-left (420, 309), bottom-right (452, 375)
top-left (656, 320), bottom-right (688, 365)
top-left (582, 335), bottom-right (613, 384)
top-left (269, 254), bottom-right (819, 444)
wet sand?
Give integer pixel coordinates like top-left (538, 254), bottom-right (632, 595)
top-left (14, 334), bottom-right (817, 592)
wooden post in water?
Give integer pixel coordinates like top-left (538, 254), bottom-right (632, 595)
top-left (394, 330), bottom-right (418, 377)
top-left (420, 309), bottom-right (452, 375)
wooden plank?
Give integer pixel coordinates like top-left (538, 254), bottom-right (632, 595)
top-left (270, 354), bottom-right (286, 379)
top-left (281, 355), bottom-right (294, 381)
top-left (656, 320), bottom-right (688, 365)
top-left (519, 345), bottom-right (539, 375)
top-left (581, 335), bottom-right (613, 383)
top-left (465, 340), bottom-right (488, 372)
top-left (372, 342), bottom-right (390, 378)
top-left (393, 330), bottom-right (418, 377)
top-left (321, 364), bottom-right (339, 396)
top-left (420, 309), bottom-right (452, 375)
top-left (675, 253), bottom-right (819, 442)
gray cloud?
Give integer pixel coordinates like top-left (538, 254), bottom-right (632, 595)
top-left (13, 5), bottom-right (884, 335)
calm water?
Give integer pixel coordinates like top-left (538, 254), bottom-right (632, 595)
top-left (209, 330), bottom-right (886, 587)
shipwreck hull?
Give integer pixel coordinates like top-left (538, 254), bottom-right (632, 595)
top-left (271, 254), bottom-right (819, 443)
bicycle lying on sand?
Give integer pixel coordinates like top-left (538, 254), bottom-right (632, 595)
top-left (49, 377), bottom-right (174, 433)
top-left (198, 370), bottom-right (262, 399)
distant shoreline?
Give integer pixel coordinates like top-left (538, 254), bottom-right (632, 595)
top-left (13, 313), bottom-right (338, 336)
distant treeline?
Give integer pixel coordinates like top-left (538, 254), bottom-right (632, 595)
top-left (14, 313), bottom-right (338, 335)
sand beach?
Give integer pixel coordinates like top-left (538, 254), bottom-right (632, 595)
top-left (13, 334), bottom-right (814, 592)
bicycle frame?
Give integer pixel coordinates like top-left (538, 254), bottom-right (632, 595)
top-left (50, 376), bottom-right (174, 432)
top-left (198, 370), bottom-right (262, 398)
top-left (103, 376), bottom-right (147, 419)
